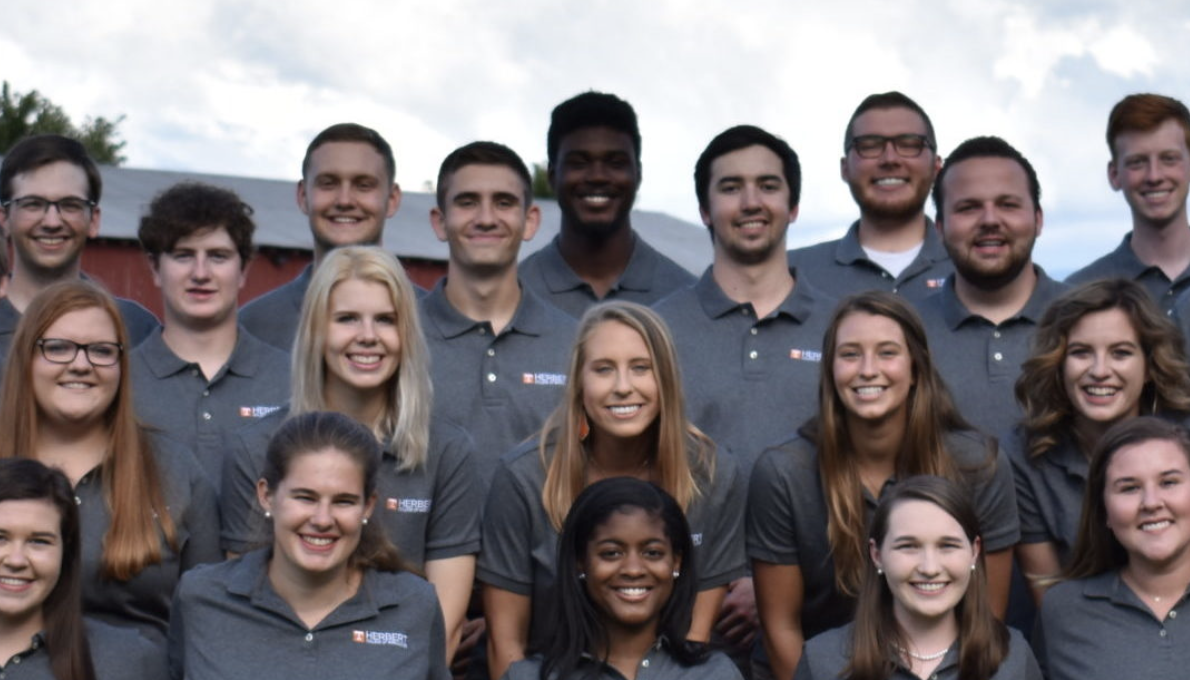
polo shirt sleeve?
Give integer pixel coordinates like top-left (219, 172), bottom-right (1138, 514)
top-left (220, 428), bottom-right (270, 554)
top-left (1004, 431), bottom-right (1052, 545)
top-left (968, 443), bottom-right (1021, 553)
top-left (424, 423), bottom-right (482, 562)
top-left (694, 448), bottom-right (748, 590)
top-left (746, 444), bottom-right (804, 565)
top-left (476, 456), bottom-right (537, 595)
top-left (178, 455), bottom-right (223, 569)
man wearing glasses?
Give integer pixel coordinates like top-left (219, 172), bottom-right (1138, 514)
top-left (0, 134), bottom-right (158, 367)
top-left (789, 91), bottom-right (952, 303)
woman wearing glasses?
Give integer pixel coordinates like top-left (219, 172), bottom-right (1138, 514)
top-left (0, 280), bottom-right (221, 648)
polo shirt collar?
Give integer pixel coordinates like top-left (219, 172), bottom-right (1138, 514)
top-left (534, 232), bottom-right (655, 294)
top-left (936, 265), bottom-right (1064, 330)
top-left (423, 279), bottom-right (550, 340)
top-left (138, 325), bottom-right (268, 379)
top-left (1049, 436), bottom-right (1090, 480)
top-left (289, 264), bottom-right (315, 310)
top-left (693, 265), bottom-right (824, 323)
top-left (1079, 570), bottom-right (1190, 612)
top-left (833, 218), bottom-right (947, 268)
top-left (0, 296), bottom-right (19, 335)
top-left (1107, 233), bottom-right (1159, 279)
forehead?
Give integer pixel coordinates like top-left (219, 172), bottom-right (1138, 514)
top-left (11, 161), bottom-right (89, 198)
top-left (557, 126), bottom-right (637, 160)
top-left (1067, 307), bottom-right (1138, 343)
top-left (44, 306), bottom-right (118, 341)
top-left (1113, 118), bottom-right (1190, 158)
top-left (444, 163), bottom-right (527, 201)
top-left (589, 507), bottom-right (668, 542)
top-left (885, 499), bottom-right (965, 539)
top-left (943, 156), bottom-right (1032, 204)
top-left (0, 498), bottom-right (63, 533)
top-left (1107, 438), bottom-right (1190, 478)
top-left (835, 311), bottom-right (906, 344)
top-left (172, 225), bottom-right (237, 250)
top-left (329, 277), bottom-right (395, 310)
top-left (306, 141), bottom-right (390, 181)
top-left (584, 319), bottom-right (648, 356)
top-left (281, 447), bottom-right (367, 491)
top-left (851, 107), bottom-right (929, 137)
top-left (710, 144), bottom-right (786, 182)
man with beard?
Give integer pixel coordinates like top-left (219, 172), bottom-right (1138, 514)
top-left (239, 122), bottom-right (402, 350)
top-left (656, 126), bottom-right (835, 664)
top-left (518, 91), bottom-right (694, 318)
top-left (0, 135), bottom-right (158, 366)
top-left (918, 136), bottom-right (1066, 439)
top-left (1068, 94), bottom-right (1190, 314)
top-left (789, 92), bottom-right (951, 303)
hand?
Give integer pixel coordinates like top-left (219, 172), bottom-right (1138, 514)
top-left (451, 617), bottom-right (486, 680)
top-left (715, 576), bottom-right (759, 651)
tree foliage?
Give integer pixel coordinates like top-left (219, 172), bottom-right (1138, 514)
top-left (0, 81), bottom-right (127, 165)
top-left (532, 162), bottom-right (554, 199)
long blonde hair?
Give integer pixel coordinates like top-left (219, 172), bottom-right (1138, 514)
top-left (540, 301), bottom-right (714, 531)
top-left (290, 246), bottom-right (431, 471)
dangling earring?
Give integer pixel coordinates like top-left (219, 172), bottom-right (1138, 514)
top-left (579, 412), bottom-right (590, 441)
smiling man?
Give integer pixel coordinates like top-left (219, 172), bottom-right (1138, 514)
top-left (917, 136), bottom-right (1067, 440)
top-left (422, 141), bottom-right (576, 486)
top-left (789, 92), bottom-right (952, 303)
top-left (0, 135), bottom-right (158, 366)
top-left (132, 182), bottom-right (289, 483)
top-left (518, 92), bottom-right (694, 318)
top-left (239, 123), bottom-right (402, 350)
top-left (1069, 94), bottom-right (1190, 314)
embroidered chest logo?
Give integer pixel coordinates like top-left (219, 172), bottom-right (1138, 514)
top-left (789, 349), bottom-right (823, 362)
top-left (353, 630), bottom-right (409, 648)
top-left (238, 405), bottom-right (283, 418)
top-left (691, 532), bottom-right (703, 547)
top-left (522, 372), bottom-right (567, 386)
top-left (926, 278), bottom-right (947, 289)
top-left (386, 497), bottom-right (432, 513)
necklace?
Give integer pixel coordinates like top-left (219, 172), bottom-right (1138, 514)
top-left (899, 644), bottom-right (951, 662)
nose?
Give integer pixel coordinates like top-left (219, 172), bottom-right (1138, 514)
top-left (1140, 482), bottom-right (1165, 511)
top-left (620, 550), bottom-right (646, 577)
top-left (310, 500), bottom-right (334, 528)
top-left (477, 199), bottom-right (498, 227)
top-left (1, 542), bottom-right (30, 569)
top-left (612, 367), bottom-right (633, 395)
top-left (1089, 350), bottom-right (1111, 378)
top-left (741, 184), bottom-right (763, 211)
top-left (40, 202), bottom-right (66, 228)
top-left (858, 351), bottom-right (878, 378)
top-left (334, 182), bottom-right (355, 208)
top-left (357, 317), bottom-right (379, 344)
top-left (67, 345), bottom-right (93, 372)
top-left (1143, 159), bottom-right (1162, 184)
top-left (917, 547), bottom-right (941, 576)
top-left (192, 254), bottom-right (211, 281)
top-left (877, 139), bottom-right (901, 165)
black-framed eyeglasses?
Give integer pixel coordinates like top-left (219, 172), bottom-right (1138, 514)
top-left (847, 134), bottom-right (934, 159)
top-left (0, 196), bottom-right (96, 219)
top-left (36, 338), bottom-right (123, 367)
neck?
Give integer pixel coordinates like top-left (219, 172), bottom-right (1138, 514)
top-left (585, 430), bottom-right (654, 482)
top-left (1072, 416), bottom-right (1115, 459)
top-left (35, 421), bottom-right (108, 485)
top-left (6, 264), bottom-right (82, 313)
top-left (557, 225), bottom-right (635, 298)
top-left (952, 264), bottom-right (1038, 325)
top-left (267, 553), bottom-right (361, 629)
top-left (857, 212), bottom-right (928, 252)
top-left (601, 622), bottom-right (659, 680)
top-left (1129, 217), bottom-right (1190, 280)
top-left (324, 384), bottom-right (387, 435)
top-left (161, 317), bottom-right (240, 380)
top-left (1121, 557), bottom-right (1190, 614)
top-left (711, 251), bottom-right (795, 319)
top-left (441, 265), bottom-right (522, 336)
top-left (895, 609), bottom-right (958, 674)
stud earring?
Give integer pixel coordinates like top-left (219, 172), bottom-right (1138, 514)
top-left (579, 573), bottom-right (586, 580)
top-left (970, 564), bottom-right (976, 572)
top-left (264, 511), bottom-right (271, 519)
top-left (362, 517), bottom-right (369, 526)
top-left (876, 568), bottom-right (883, 575)
top-left (673, 571), bottom-right (681, 579)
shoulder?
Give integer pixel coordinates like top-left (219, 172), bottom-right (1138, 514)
top-left (372, 568), bottom-right (439, 606)
top-left (943, 429), bottom-right (996, 462)
top-left (789, 237), bottom-right (842, 260)
top-left (147, 432), bottom-right (210, 485)
top-left (801, 624), bottom-right (853, 673)
top-left (1040, 574), bottom-right (1102, 618)
top-left (690, 651), bottom-right (745, 679)
top-left (177, 555), bottom-right (242, 596)
top-left (86, 618), bottom-right (165, 677)
top-left (1065, 247), bottom-right (1124, 284)
top-left (756, 434), bottom-right (819, 470)
top-left (502, 656), bottom-right (543, 680)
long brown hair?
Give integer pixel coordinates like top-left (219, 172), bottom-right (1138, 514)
top-left (1065, 416), bottom-right (1190, 580)
top-left (0, 281), bottom-right (177, 580)
top-left (1016, 279), bottom-right (1190, 460)
top-left (807, 292), bottom-right (977, 595)
top-left (848, 475), bottom-right (1008, 680)
top-left (0, 458), bottom-right (96, 680)
top-left (540, 301), bottom-right (714, 531)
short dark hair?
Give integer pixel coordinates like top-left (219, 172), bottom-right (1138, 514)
top-left (1, 134), bottom-right (102, 203)
top-left (843, 91), bottom-right (937, 153)
top-left (435, 141), bottom-right (533, 210)
top-left (547, 92), bottom-right (641, 169)
top-left (933, 135), bottom-right (1041, 219)
top-left (301, 123), bottom-right (396, 184)
top-left (137, 182), bottom-right (256, 267)
top-left (694, 125), bottom-right (801, 212)
top-left (1106, 93), bottom-right (1190, 160)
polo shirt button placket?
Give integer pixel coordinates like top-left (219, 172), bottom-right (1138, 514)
top-left (305, 632), bottom-right (314, 642)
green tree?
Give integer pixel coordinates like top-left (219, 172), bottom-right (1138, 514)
top-left (532, 162), bottom-right (554, 199)
top-left (0, 81), bottom-right (126, 165)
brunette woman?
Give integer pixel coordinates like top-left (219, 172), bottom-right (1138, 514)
top-left (480, 301), bottom-right (746, 679)
top-left (748, 291), bottom-right (1019, 680)
top-left (0, 281), bottom-right (221, 646)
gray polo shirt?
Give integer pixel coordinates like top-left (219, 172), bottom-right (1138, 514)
top-left (0, 619), bottom-right (166, 680)
top-left (519, 233), bottom-right (696, 319)
top-left (917, 268), bottom-right (1069, 438)
top-left (502, 646), bottom-right (743, 680)
top-left (794, 622), bottom-right (1040, 680)
top-left (131, 326), bottom-right (290, 484)
top-left (746, 429), bottom-right (1019, 640)
top-left (1036, 571), bottom-right (1190, 680)
top-left (420, 281), bottom-right (576, 486)
top-left (654, 267), bottom-right (834, 474)
top-left (168, 548), bottom-right (449, 680)
top-left (787, 220), bottom-right (952, 304)
top-left (0, 294), bottom-right (159, 370)
top-left (1066, 232), bottom-right (1190, 314)
top-left (237, 264), bottom-right (312, 352)
top-left (76, 434), bottom-right (222, 647)
top-left (477, 438), bottom-right (748, 649)
top-left (220, 408), bottom-right (481, 567)
top-left (1004, 428), bottom-right (1086, 565)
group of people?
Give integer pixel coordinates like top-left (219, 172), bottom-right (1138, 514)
top-left (1, 85), bottom-right (1189, 680)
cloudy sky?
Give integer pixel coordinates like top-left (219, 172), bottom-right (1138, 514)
top-left (5, 0), bottom-right (1188, 276)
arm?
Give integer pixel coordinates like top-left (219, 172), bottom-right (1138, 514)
top-left (984, 548), bottom-right (1013, 619)
top-left (483, 585), bottom-right (531, 680)
top-left (1015, 541), bottom-right (1063, 605)
top-left (689, 585), bottom-right (727, 642)
top-left (754, 561), bottom-right (805, 680)
top-left (715, 576), bottom-right (759, 649)
top-left (424, 554), bottom-right (476, 662)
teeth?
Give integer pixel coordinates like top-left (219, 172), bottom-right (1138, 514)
top-left (350, 355), bottom-right (381, 365)
top-left (875, 178), bottom-right (907, 185)
top-left (583, 195), bottom-right (611, 205)
top-left (0, 577), bottom-right (30, 586)
top-left (331, 217), bottom-right (361, 223)
top-left (738, 220), bottom-right (766, 229)
top-left (303, 536), bottom-right (334, 546)
top-left (1142, 520), bottom-right (1171, 531)
top-left (617, 587), bottom-right (648, 595)
top-left (610, 405), bottom-right (641, 415)
top-left (855, 386), bottom-right (884, 396)
top-left (1085, 386), bottom-right (1119, 396)
top-left (914, 582), bottom-right (946, 592)
top-left (60, 382), bottom-right (92, 389)
top-left (36, 237), bottom-right (66, 244)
